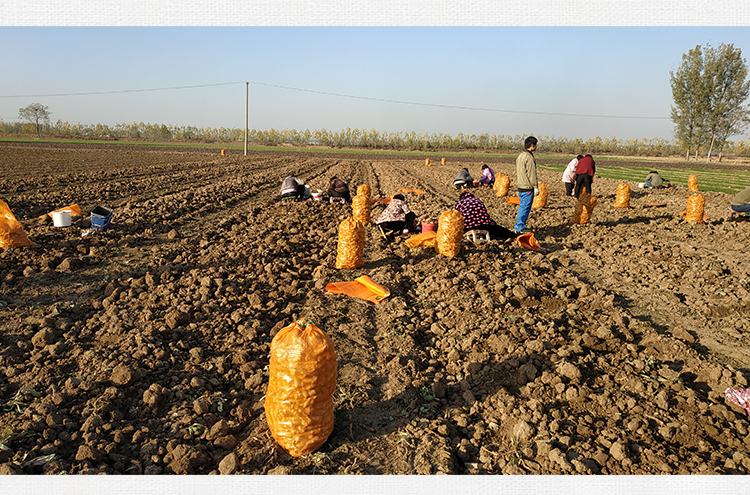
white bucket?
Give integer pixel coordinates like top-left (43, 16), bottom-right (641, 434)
top-left (52, 210), bottom-right (72, 227)
top-left (312, 190), bottom-right (324, 201)
top-left (638, 183), bottom-right (645, 189)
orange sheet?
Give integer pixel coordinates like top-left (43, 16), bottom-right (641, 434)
top-left (404, 231), bottom-right (436, 248)
top-left (505, 197), bottom-right (520, 205)
top-left (371, 197), bottom-right (391, 205)
top-left (398, 188), bottom-right (425, 194)
top-left (517, 232), bottom-right (546, 252)
top-left (39, 204), bottom-right (84, 219)
top-left (325, 275), bottom-right (391, 304)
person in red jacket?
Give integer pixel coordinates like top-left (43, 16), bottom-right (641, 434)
top-left (574, 154), bottom-right (596, 198)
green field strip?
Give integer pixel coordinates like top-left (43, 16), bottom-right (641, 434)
top-left (538, 163), bottom-right (750, 194)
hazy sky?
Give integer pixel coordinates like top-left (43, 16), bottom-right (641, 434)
top-left (2, 25), bottom-right (750, 141)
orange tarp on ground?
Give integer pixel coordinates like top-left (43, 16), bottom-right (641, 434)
top-left (325, 275), bottom-right (391, 304)
top-left (39, 204), bottom-right (84, 219)
top-left (517, 232), bottom-right (546, 252)
top-left (505, 196), bottom-right (520, 205)
top-left (398, 188), bottom-right (425, 194)
top-left (404, 231), bottom-right (436, 248)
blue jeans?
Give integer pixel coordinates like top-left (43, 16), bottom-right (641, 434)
top-left (731, 203), bottom-right (750, 213)
top-left (514, 190), bottom-right (534, 232)
top-left (645, 179), bottom-right (652, 188)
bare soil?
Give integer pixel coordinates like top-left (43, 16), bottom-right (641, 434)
top-left (1, 142), bottom-right (750, 475)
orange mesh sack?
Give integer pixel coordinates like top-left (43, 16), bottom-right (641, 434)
top-left (688, 174), bottom-right (699, 192)
top-left (435, 209), bottom-right (463, 258)
top-left (356, 184), bottom-right (371, 200)
top-left (570, 191), bottom-right (598, 225)
top-left (264, 320), bottom-right (338, 457)
top-left (335, 217), bottom-right (365, 269)
top-left (685, 194), bottom-right (705, 223)
top-left (351, 194), bottom-right (371, 226)
top-left (0, 199), bottom-right (35, 248)
top-left (531, 183), bottom-right (549, 209)
top-left (613, 183), bottom-right (631, 208)
top-left (495, 174), bottom-right (510, 197)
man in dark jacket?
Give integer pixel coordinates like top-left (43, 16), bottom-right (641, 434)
top-left (574, 154), bottom-right (596, 197)
top-left (327, 177), bottom-right (351, 202)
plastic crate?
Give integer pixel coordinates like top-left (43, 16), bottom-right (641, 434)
top-left (90, 206), bottom-right (113, 230)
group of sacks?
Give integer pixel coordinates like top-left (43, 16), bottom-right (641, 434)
top-left (266, 175), bottom-right (710, 460)
top-left (613, 173), bottom-right (706, 223)
top-left (336, 184), bottom-right (466, 269)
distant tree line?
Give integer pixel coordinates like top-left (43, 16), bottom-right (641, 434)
top-left (4, 118), bottom-right (750, 158)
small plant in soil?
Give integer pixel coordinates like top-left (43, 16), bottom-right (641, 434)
top-left (4, 389), bottom-right (40, 414)
top-left (0, 427), bottom-right (13, 450)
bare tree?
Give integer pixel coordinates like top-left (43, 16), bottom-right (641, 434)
top-left (18, 103), bottom-right (51, 139)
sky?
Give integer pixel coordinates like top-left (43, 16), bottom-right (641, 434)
top-left (2, 6), bottom-right (750, 143)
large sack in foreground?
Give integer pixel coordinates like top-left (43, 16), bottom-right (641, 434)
top-left (264, 320), bottom-right (338, 457)
top-left (435, 209), bottom-right (463, 258)
top-left (335, 217), bottom-right (365, 269)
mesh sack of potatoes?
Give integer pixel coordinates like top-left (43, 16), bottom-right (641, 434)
top-left (351, 194), bottom-right (371, 226)
top-left (688, 174), bottom-right (699, 192)
top-left (435, 209), bottom-right (464, 258)
top-left (264, 320), bottom-right (338, 457)
top-left (531, 183), bottom-right (549, 209)
top-left (356, 184), bottom-right (371, 199)
top-left (495, 174), bottom-right (510, 197)
top-left (570, 191), bottom-right (598, 225)
top-left (685, 193), bottom-right (705, 223)
top-left (335, 217), bottom-right (366, 269)
top-left (613, 183), bottom-right (631, 208)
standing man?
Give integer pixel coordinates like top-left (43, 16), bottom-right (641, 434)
top-left (514, 136), bottom-right (539, 235)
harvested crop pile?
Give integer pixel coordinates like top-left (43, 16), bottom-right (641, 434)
top-left (0, 143), bottom-right (749, 475)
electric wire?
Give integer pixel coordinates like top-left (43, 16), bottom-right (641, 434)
top-left (1, 80), bottom-right (670, 121)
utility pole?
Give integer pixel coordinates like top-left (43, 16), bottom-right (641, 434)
top-left (244, 82), bottom-right (249, 156)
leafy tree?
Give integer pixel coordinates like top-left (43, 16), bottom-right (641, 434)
top-left (18, 103), bottom-right (51, 139)
top-left (670, 43), bottom-right (750, 160)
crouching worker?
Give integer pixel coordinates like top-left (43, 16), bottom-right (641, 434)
top-left (454, 192), bottom-right (516, 240)
top-left (327, 176), bottom-right (351, 202)
top-left (280, 175), bottom-right (306, 201)
top-left (374, 194), bottom-right (416, 240)
top-left (453, 168), bottom-right (474, 189)
top-left (730, 185), bottom-right (750, 216)
top-left (644, 171), bottom-right (670, 189)
top-left (478, 164), bottom-right (495, 186)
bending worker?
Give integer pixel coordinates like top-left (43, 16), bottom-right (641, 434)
top-left (327, 176), bottom-right (351, 202)
top-left (453, 168), bottom-right (474, 189)
top-left (374, 194), bottom-right (417, 239)
top-left (574, 154), bottom-right (596, 197)
top-left (454, 192), bottom-right (516, 240)
top-left (280, 175), bottom-right (306, 201)
top-left (730, 185), bottom-right (750, 216)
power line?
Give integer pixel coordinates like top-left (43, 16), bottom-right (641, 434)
top-left (0, 82), bottom-right (244, 98)
top-left (1, 80), bottom-right (670, 121)
top-left (248, 81), bottom-right (671, 121)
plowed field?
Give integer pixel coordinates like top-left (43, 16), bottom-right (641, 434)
top-left (1, 143), bottom-right (750, 475)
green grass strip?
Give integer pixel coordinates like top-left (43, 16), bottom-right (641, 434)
top-left (538, 163), bottom-right (750, 194)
